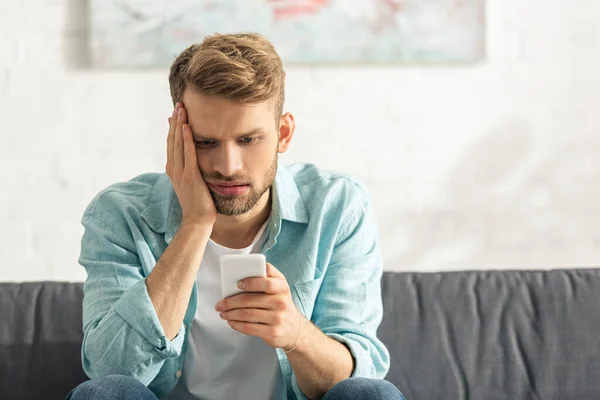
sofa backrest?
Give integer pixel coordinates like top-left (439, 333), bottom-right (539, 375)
top-left (377, 268), bottom-right (600, 400)
top-left (2, 269), bottom-right (600, 399)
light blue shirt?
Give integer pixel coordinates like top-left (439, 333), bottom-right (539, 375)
top-left (79, 162), bottom-right (390, 399)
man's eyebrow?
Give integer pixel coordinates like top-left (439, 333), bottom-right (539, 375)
top-left (191, 128), bottom-right (265, 140)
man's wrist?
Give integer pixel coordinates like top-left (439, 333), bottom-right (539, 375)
top-left (285, 315), bottom-right (314, 356)
top-left (179, 220), bottom-right (214, 237)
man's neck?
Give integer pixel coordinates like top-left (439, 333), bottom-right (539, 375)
top-left (210, 190), bottom-right (272, 249)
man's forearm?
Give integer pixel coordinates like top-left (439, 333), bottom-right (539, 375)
top-left (146, 222), bottom-right (212, 340)
top-left (286, 317), bottom-right (354, 399)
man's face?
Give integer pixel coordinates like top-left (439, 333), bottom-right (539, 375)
top-left (181, 90), bottom-right (284, 216)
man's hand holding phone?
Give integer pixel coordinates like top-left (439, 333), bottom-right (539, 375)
top-left (166, 102), bottom-right (217, 227)
top-left (215, 261), bottom-right (304, 353)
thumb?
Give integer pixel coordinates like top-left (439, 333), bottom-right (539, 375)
top-left (266, 262), bottom-right (285, 279)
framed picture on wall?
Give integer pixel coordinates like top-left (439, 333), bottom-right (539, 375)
top-left (90, 0), bottom-right (486, 67)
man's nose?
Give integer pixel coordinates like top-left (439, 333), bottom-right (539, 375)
top-left (213, 142), bottom-right (243, 178)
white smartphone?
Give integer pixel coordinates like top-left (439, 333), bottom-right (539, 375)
top-left (220, 254), bottom-right (267, 299)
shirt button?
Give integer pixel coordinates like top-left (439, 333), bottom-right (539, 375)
top-left (175, 370), bottom-right (182, 378)
top-left (184, 323), bottom-right (188, 330)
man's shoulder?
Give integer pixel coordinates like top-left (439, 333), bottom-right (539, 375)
top-left (82, 172), bottom-right (166, 222)
top-left (285, 162), bottom-right (370, 212)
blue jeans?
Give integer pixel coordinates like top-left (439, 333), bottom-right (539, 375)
top-left (65, 375), bottom-right (158, 400)
top-left (323, 378), bottom-right (406, 400)
top-left (66, 375), bottom-right (405, 400)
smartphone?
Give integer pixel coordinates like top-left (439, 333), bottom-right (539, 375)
top-left (220, 254), bottom-right (267, 299)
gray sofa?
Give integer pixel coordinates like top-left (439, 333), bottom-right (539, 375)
top-left (2, 269), bottom-right (600, 400)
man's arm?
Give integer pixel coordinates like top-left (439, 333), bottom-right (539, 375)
top-left (79, 210), bottom-right (209, 382)
top-left (148, 103), bottom-right (217, 340)
top-left (285, 317), bottom-right (354, 399)
top-left (288, 195), bottom-right (389, 398)
top-left (217, 262), bottom-right (355, 399)
top-left (78, 209), bottom-right (181, 384)
top-left (147, 222), bottom-right (211, 340)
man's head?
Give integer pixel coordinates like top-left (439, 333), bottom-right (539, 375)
top-left (168, 33), bottom-right (294, 216)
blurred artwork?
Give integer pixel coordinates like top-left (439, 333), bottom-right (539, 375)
top-left (90, 0), bottom-right (485, 67)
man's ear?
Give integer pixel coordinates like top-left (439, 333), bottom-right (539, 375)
top-left (277, 112), bottom-right (295, 153)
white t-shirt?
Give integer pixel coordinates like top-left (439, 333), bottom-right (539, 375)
top-left (165, 222), bottom-right (286, 400)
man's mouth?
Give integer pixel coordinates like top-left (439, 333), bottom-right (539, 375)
top-left (208, 183), bottom-right (250, 197)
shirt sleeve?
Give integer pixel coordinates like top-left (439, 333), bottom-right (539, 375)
top-left (311, 188), bottom-right (390, 379)
top-left (78, 205), bottom-right (185, 385)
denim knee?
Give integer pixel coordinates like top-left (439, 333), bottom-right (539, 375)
top-left (65, 375), bottom-right (158, 400)
top-left (323, 377), bottom-right (406, 400)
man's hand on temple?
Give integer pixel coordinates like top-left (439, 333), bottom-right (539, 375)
top-left (166, 102), bottom-right (217, 227)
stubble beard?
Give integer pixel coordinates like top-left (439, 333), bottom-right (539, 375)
top-left (206, 154), bottom-right (278, 216)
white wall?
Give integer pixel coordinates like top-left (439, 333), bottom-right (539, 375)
top-left (1, 0), bottom-right (599, 282)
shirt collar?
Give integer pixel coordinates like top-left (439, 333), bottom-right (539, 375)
top-left (141, 162), bottom-right (308, 245)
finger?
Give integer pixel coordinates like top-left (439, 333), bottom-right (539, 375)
top-left (217, 292), bottom-right (273, 312)
top-left (182, 123), bottom-right (197, 171)
top-left (227, 320), bottom-right (271, 338)
top-left (219, 308), bottom-right (275, 325)
top-left (266, 263), bottom-right (286, 279)
top-left (240, 276), bottom-right (286, 295)
top-left (166, 109), bottom-right (177, 174)
top-left (174, 107), bottom-right (185, 173)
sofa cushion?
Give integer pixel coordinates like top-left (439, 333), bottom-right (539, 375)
top-left (0, 282), bottom-right (87, 399)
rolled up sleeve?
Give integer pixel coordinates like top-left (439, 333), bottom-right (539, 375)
top-left (310, 192), bottom-right (390, 380)
top-left (79, 209), bottom-right (183, 385)
top-left (112, 279), bottom-right (185, 357)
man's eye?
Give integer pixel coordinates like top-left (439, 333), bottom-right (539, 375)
top-left (240, 137), bottom-right (257, 144)
top-left (195, 140), bottom-right (215, 148)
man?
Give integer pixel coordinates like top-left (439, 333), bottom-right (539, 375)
top-left (66, 33), bottom-right (405, 400)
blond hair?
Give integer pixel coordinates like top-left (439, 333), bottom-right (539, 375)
top-left (169, 33), bottom-right (285, 120)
